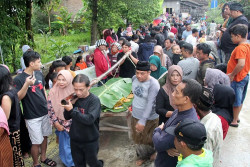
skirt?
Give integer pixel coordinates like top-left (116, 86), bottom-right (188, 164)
top-left (131, 117), bottom-right (159, 146)
top-left (9, 130), bottom-right (25, 167)
top-left (0, 128), bottom-right (13, 167)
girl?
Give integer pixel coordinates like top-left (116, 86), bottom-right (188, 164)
top-left (75, 55), bottom-right (87, 70)
top-left (0, 65), bottom-right (24, 167)
top-left (48, 70), bottom-right (75, 167)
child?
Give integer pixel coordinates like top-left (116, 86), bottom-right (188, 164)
top-left (227, 24), bottom-right (250, 127)
top-left (172, 45), bottom-right (183, 65)
top-left (75, 55), bottom-right (87, 70)
top-left (199, 33), bottom-right (206, 43)
top-left (86, 54), bottom-right (94, 67)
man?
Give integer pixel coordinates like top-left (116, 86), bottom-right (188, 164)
top-left (178, 43), bottom-right (199, 79)
top-left (165, 118), bottom-right (213, 167)
top-left (154, 26), bottom-right (165, 46)
top-left (196, 43), bottom-right (215, 85)
top-left (227, 24), bottom-right (250, 127)
top-left (153, 79), bottom-right (202, 167)
top-left (131, 61), bottom-right (160, 166)
top-left (94, 39), bottom-right (111, 86)
top-left (182, 23), bottom-right (192, 41)
top-left (220, 2), bottom-right (248, 63)
top-left (63, 74), bottom-right (103, 167)
top-left (163, 38), bottom-right (174, 62)
top-left (130, 34), bottom-right (139, 53)
top-left (194, 87), bottom-right (223, 166)
top-left (186, 28), bottom-right (199, 47)
top-left (62, 56), bottom-right (76, 77)
top-left (14, 51), bottom-right (56, 167)
top-left (117, 41), bottom-right (138, 78)
top-left (209, 20), bottom-right (217, 38)
top-left (170, 23), bottom-right (178, 35)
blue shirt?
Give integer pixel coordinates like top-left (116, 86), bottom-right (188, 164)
top-left (153, 107), bottom-right (199, 167)
top-left (182, 30), bottom-right (192, 40)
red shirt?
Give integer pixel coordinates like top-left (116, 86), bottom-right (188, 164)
top-left (170, 27), bottom-right (177, 34)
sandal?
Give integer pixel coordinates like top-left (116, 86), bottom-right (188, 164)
top-left (41, 158), bottom-right (57, 166)
top-left (230, 123), bottom-right (239, 127)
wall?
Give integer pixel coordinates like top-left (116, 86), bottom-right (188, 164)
top-left (60, 0), bottom-right (83, 19)
top-left (162, 0), bottom-right (181, 14)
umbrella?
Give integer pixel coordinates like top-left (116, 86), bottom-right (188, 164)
top-left (153, 17), bottom-right (163, 26)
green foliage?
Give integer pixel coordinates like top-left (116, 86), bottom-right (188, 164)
top-left (90, 78), bottom-right (132, 109)
top-left (49, 38), bottom-right (71, 58)
top-left (52, 7), bottom-right (73, 35)
top-left (205, 8), bottom-right (224, 24)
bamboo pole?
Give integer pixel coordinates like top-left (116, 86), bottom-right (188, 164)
top-left (90, 51), bottom-right (132, 87)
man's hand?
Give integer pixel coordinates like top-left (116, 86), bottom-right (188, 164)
top-left (167, 148), bottom-right (180, 157)
top-left (25, 75), bottom-right (36, 86)
top-left (135, 123), bottom-right (145, 133)
top-left (158, 122), bottom-right (164, 130)
top-left (227, 73), bottom-right (234, 82)
top-left (61, 100), bottom-right (73, 111)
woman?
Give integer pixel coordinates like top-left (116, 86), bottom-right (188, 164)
top-left (0, 65), bottom-right (24, 167)
top-left (86, 54), bottom-right (94, 67)
top-left (75, 55), bottom-right (87, 70)
top-left (149, 55), bottom-right (167, 80)
top-left (108, 42), bottom-right (122, 77)
top-left (153, 45), bottom-right (172, 70)
top-left (0, 106), bottom-right (13, 167)
top-left (204, 68), bottom-right (230, 90)
top-left (212, 84), bottom-right (235, 139)
top-left (48, 70), bottom-right (75, 167)
top-left (103, 29), bottom-right (114, 48)
top-left (117, 27), bottom-right (123, 39)
top-left (156, 65), bottom-right (183, 125)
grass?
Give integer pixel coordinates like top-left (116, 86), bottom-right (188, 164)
top-left (33, 31), bottom-right (91, 64)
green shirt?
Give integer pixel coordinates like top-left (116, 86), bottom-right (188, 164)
top-left (177, 148), bottom-right (213, 167)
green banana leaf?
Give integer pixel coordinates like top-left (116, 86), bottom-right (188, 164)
top-left (90, 77), bottom-right (132, 109)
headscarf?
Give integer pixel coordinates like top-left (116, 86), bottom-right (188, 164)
top-left (49, 70), bottom-right (74, 120)
top-left (86, 54), bottom-right (94, 67)
top-left (154, 45), bottom-right (167, 67)
top-left (149, 55), bottom-right (167, 79)
top-left (0, 106), bottom-right (9, 135)
top-left (162, 65), bottom-right (183, 109)
top-left (212, 84), bottom-right (235, 124)
top-left (205, 68), bottom-right (230, 90)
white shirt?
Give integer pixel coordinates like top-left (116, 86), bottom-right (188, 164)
top-left (130, 41), bottom-right (139, 53)
top-left (201, 112), bottom-right (223, 166)
top-left (186, 34), bottom-right (197, 46)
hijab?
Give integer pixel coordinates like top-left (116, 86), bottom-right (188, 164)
top-left (49, 70), bottom-right (74, 120)
top-left (162, 65), bottom-right (183, 109)
top-left (212, 84), bottom-right (235, 123)
top-left (86, 54), bottom-right (94, 67)
top-left (149, 55), bottom-right (167, 79)
top-left (205, 68), bottom-right (230, 90)
top-left (154, 45), bottom-right (167, 67)
top-left (0, 106), bottom-right (9, 135)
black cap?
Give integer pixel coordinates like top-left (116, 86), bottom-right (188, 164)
top-left (165, 118), bottom-right (207, 145)
top-left (229, 2), bottom-right (243, 12)
top-left (136, 61), bottom-right (150, 71)
top-left (196, 87), bottom-right (214, 110)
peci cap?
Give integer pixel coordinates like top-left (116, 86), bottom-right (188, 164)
top-left (165, 118), bottom-right (207, 145)
top-left (136, 61), bottom-right (150, 71)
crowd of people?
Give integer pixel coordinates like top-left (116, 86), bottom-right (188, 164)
top-left (0, 1), bottom-right (249, 167)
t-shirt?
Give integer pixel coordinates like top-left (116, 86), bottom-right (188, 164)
top-left (172, 54), bottom-right (183, 65)
top-left (130, 41), bottom-right (139, 53)
top-left (227, 43), bottom-right (250, 82)
top-left (14, 71), bottom-right (48, 119)
top-left (170, 27), bottom-right (178, 34)
top-left (178, 57), bottom-right (199, 80)
top-left (186, 35), bottom-right (197, 46)
top-left (132, 76), bottom-right (159, 126)
top-left (117, 52), bottom-right (138, 78)
top-left (182, 30), bottom-right (192, 40)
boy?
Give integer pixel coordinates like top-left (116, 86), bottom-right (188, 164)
top-left (227, 24), bottom-right (250, 127)
top-left (14, 51), bottom-right (56, 167)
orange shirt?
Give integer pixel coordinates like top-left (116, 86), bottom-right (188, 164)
top-left (76, 62), bottom-right (87, 70)
top-left (227, 43), bottom-right (250, 82)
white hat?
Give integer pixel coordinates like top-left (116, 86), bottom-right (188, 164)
top-left (22, 45), bottom-right (30, 53)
